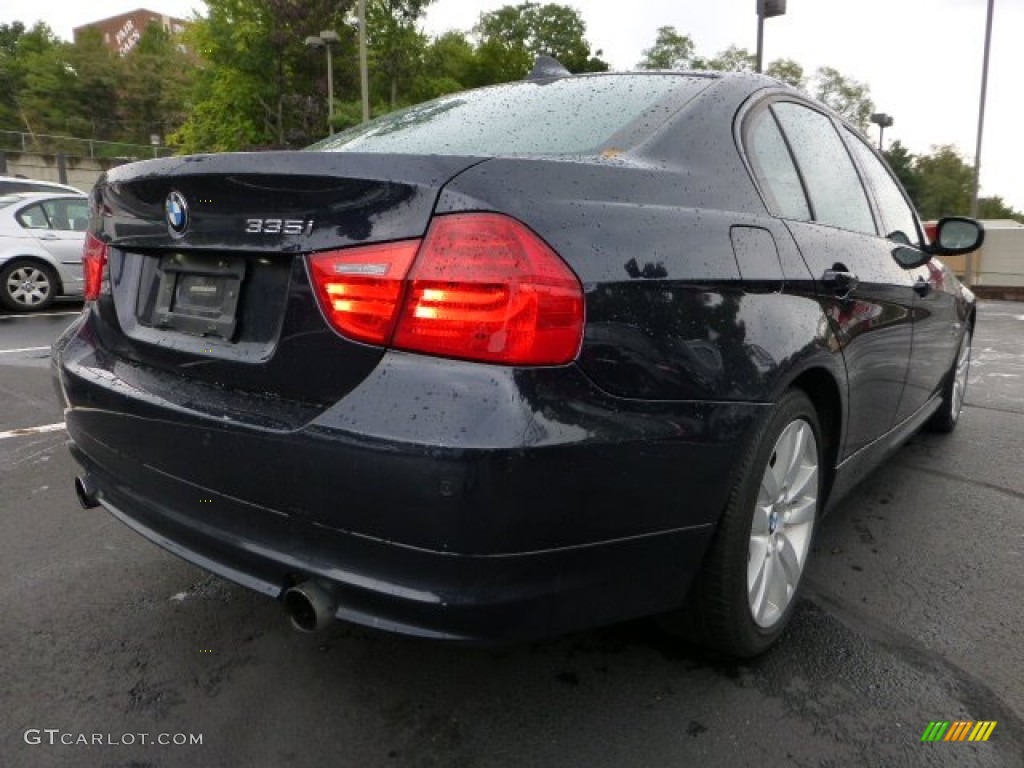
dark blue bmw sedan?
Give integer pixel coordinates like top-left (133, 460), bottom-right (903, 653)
top-left (52, 66), bottom-right (982, 656)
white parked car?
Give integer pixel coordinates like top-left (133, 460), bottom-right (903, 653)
top-left (0, 191), bottom-right (90, 311)
top-left (0, 175), bottom-right (83, 195)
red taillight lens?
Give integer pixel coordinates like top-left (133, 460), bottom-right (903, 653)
top-left (82, 232), bottom-right (108, 301)
top-left (307, 213), bottom-right (584, 365)
top-left (394, 214), bottom-right (584, 365)
top-left (308, 240), bottom-right (420, 345)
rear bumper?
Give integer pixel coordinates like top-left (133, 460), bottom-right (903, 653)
top-left (70, 443), bottom-right (711, 641)
top-left (54, 316), bottom-right (770, 641)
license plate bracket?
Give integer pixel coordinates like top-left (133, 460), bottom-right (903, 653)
top-left (150, 253), bottom-right (246, 339)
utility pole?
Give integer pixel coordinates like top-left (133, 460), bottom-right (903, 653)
top-left (968, 0), bottom-right (995, 285)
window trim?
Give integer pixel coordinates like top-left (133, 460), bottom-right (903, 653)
top-left (841, 126), bottom-right (926, 248)
top-left (738, 93), bottom-right (882, 237)
top-left (741, 101), bottom-right (816, 221)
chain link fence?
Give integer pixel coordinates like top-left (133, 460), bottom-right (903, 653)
top-left (0, 130), bottom-right (174, 160)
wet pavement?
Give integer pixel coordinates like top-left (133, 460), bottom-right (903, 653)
top-left (1, 301), bottom-right (1022, 767)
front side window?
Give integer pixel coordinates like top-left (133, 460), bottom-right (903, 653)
top-left (846, 131), bottom-right (920, 246)
top-left (772, 102), bottom-right (876, 235)
top-left (40, 199), bottom-right (89, 231)
top-left (746, 108), bottom-right (810, 220)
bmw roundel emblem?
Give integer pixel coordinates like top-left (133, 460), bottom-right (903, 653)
top-left (165, 191), bottom-right (189, 237)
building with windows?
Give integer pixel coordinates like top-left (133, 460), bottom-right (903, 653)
top-left (72, 8), bottom-right (187, 56)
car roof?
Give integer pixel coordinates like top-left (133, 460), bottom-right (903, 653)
top-left (0, 176), bottom-right (84, 193)
top-left (0, 191), bottom-right (87, 202)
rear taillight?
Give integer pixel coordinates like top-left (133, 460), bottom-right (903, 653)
top-left (82, 232), bottom-right (108, 301)
top-left (308, 214), bottom-right (584, 366)
top-left (394, 214), bottom-right (584, 365)
top-left (308, 240), bottom-right (420, 346)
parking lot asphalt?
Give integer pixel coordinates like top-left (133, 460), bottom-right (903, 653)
top-left (2, 301), bottom-right (1022, 768)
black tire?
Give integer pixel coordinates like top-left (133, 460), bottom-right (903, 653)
top-left (0, 259), bottom-right (59, 312)
top-left (663, 389), bottom-right (824, 658)
top-left (927, 328), bottom-right (972, 434)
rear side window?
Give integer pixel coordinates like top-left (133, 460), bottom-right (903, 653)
top-left (313, 75), bottom-right (709, 156)
top-left (746, 109), bottom-right (810, 220)
top-left (846, 131), bottom-right (920, 245)
top-left (17, 204), bottom-right (50, 229)
top-left (772, 102), bottom-right (876, 235)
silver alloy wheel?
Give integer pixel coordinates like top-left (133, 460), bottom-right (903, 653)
top-left (951, 331), bottom-right (971, 422)
top-left (748, 418), bottom-right (818, 629)
top-left (5, 265), bottom-right (52, 307)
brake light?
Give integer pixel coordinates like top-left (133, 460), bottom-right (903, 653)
top-left (394, 214), bottom-right (584, 365)
top-left (307, 213), bottom-right (584, 366)
top-left (82, 232), bottom-right (108, 301)
top-left (308, 240), bottom-right (420, 345)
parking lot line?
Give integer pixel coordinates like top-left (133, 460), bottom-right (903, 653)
top-left (0, 423), bottom-right (65, 440)
top-left (0, 346), bottom-right (51, 355)
top-left (0, 310), bottom-right (81, 319)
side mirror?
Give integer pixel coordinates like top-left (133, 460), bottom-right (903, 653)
top-left (930, 217), bottom-right (984, 256)
top-left (891, 245), bottom-right (929, 269)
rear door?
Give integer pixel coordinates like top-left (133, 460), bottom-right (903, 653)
top-left (17, 198), bottom-right (88, 291)
top-left (748, 100), bottom-right (917, 458)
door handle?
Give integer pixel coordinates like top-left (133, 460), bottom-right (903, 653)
top-left (913, 277), bottom-right (931, 297)
top-left (822, 269), bottom-right (859, 295)
top-left (38, 233), bottom-right (59, 240)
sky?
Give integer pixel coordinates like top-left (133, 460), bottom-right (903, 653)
top-left (3, 0), bottom-right (1022, 210)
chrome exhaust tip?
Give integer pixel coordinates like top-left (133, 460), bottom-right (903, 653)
top-left (74, 474), bottom-right (100, 509)
top-left (283, 581), bottom-right (337, 632)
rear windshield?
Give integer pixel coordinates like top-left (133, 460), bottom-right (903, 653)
top-left (312, 74), bottom-right (709, 157)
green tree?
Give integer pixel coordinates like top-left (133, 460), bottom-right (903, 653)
top-left (0, 22), bottom-right (28, 128)
top-left (474, 3), bottom-right (608, 80)
top-left (62, 28), bottom-right (123, 140)
top-left (15, 25), bottom-right (76, 139)
top-left (914, 145), bottom-right (973, 220)
top-left (409, 30), bottom-right (478, 101)
top-left (977, 196), bottom-right (1024, 223)
top-left (694, 45), bottom-right (756, 72)
top-left (172, 0), bottom-right (354, 151)
top-left (368, 0), bottom-right (434, 109)
top-left (882, 140), bottom-right (919, 206)
top-left (637, 26), bottom-right (695, 70)
top-left (118, 24), bottom-right (192, 146)
top-left (765, 58), bottom-right (804, 89)
top-left (812, 66), bottom-right (874, 131)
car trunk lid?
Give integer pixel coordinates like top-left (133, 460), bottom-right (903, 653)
top-left (88, 151), bottom-right (483, 409)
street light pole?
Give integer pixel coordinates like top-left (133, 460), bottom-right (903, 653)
top-left (305, 30), bottom-right (339, 136)
top-left (870, 112), bottom-right (894, 151)
top-left (755, 0), bottom-right (787, 74)
top-left (968, 0), bottom-right (995, 286)
top-left (320, 30), bottom-right (339, 135)
top-left (753, 12), bottom-right (761, 72)
top-left (359, 0), bottom-right (369, 123)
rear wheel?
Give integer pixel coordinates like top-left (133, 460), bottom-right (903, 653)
top-left (928, 328), bottom-right (971, 434)
top-left (0, 259), bottom-right (59, 311)
top-left (665, 390), bottom-right (822, 657)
